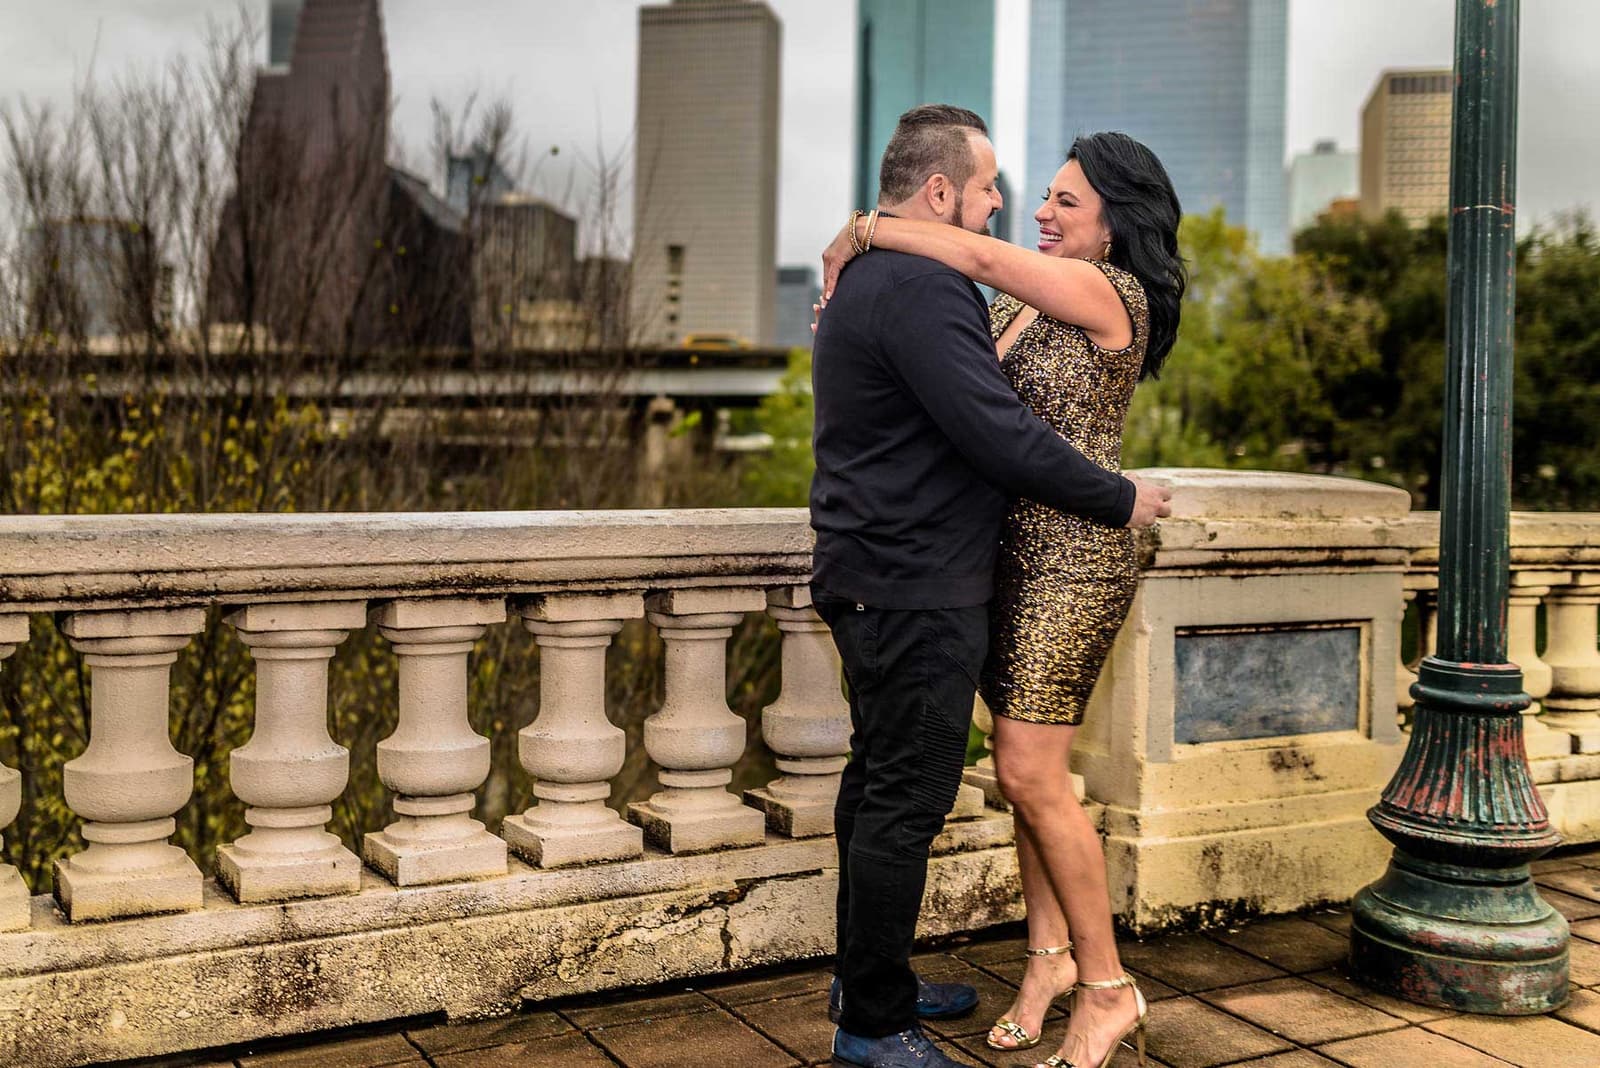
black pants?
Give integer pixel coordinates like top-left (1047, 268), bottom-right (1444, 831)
top-left (816, 596), bottom-right (988, 1038)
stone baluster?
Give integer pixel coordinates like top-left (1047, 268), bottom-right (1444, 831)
top-left (364, 598), bottom-right (508, 885)
top-left (628, 588), bottom-right (767, 854)
top-left (504, 592), bottom-right (645, 868)
top-left (217, 602), bottom-right (367, 903)
top-left (0, 615), bottom-right (30, 931)
top-left (962, 695), bottom-right (1005, 809)
top-left (54, 608), bottom-right (206, 922)
top-left (1541, 574), bottom-right (1600, 753)
top-left (1396, 589), bottom-right (1419, 721)
top-left (1417, 586), bottom-right (1440, 663)
top-left (745, 587), bottom-right (852, 837)
top-left (1508, 572), bottom-right (1573, 760)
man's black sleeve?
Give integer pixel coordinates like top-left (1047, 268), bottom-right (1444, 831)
top-left (874, 269), bottom-right (1135, 526)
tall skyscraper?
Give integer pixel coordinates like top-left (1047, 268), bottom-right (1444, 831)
top-left (632, 0), bottom-right (781, 347)
top-left (993, 170), bottom-right (1014, 246)
top-left (268, 0), bottom-right (304, 68)
top-left (1360, 69), bottom-right (1453, 226)
top-left (854, 1), bottom-right (995, 212)
top-left (1027, 0), bottom-right (1289, 253)
top-left (1287, 139), bottom-right (1359, 234)
top-left (472, 195), bottom-right (581, 351)
top-left (774, 265), bottom-right (821, 350)
top-left (209, 0), bottom-right (472, 349)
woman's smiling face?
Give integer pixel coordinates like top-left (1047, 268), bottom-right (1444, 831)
top-left (1035, 159), bottom-right (1110, 259)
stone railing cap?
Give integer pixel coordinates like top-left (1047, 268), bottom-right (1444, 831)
top-left (1133, 468), bottom-right (1413, 521)
top-left (0, 508), bottom-right (815, 610)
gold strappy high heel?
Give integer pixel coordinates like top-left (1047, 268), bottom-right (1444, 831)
top-left (1037, 973), bottom-right (1147, 1068)
top-left (985, 943), bottom-right (1075, 1052)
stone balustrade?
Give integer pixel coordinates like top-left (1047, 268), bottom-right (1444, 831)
top-left (0, 509), bottom-right (1010, 1068)
top-left (1398, 511), bottom-right (1600, 838)
top-left (0, 491), bottom-right (1596, 1066)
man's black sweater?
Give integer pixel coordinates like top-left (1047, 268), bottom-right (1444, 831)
top-left (809, 249), bottom-right (1135, 609)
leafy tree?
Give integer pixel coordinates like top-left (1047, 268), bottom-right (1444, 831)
top-left (1126, 209), bottom-right (1383, 476)
top-left (742, 347), bottom-right (815, 507)
top-left (1295, 209), bottom-right (1600, 511)
top-left (1293, 212), bottom-right (1449, 503)
top-left (1122, 209), bottom-right (1238, 470)
top-left (1513, 215), bottom-right (1600, 509)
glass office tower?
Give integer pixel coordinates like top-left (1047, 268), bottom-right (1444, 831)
top-left (1027, 0), bottom-right (1288, 253)
top-left (856, 1), bottom-right (995, 213)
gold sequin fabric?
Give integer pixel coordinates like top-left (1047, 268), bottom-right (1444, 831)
top-left (979, 260), bottom-right (1147, 726)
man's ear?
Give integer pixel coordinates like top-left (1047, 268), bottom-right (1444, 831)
top-left (924, 174), bottom-right (952, 219)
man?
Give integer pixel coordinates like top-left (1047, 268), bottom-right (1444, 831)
top-left (810, 105), bottom-right (1171, 1068)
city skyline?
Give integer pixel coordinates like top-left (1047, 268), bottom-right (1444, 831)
top-left (1, 1), bottom-right (1597, 265)
top-left (1027, 0), bottom-right (1289, 253)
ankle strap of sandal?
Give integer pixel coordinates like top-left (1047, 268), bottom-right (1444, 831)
top-left (1025, 943), bottom-right (1074, 956)
top-left (1075, 973), bottom-right (1138, 990)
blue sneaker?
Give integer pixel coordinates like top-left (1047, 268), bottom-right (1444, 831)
top-left (828, 974), bottom-right (979, 1024)
top-left (831, 1025), bottom-right (978, 1067)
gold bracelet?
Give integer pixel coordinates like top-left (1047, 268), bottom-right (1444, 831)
top-left (847, 209), bottom-right (866, 255)
top-left (863, 209), bottom-right (880, 252)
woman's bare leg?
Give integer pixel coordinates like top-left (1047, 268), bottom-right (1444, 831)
top-left (986, 800), bottom-right (1077, 1048)
top-left (994, 716), bottom-right (1140, 1068)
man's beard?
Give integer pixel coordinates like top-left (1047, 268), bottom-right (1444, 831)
top-left (951, 188), bottom-right (992, 236)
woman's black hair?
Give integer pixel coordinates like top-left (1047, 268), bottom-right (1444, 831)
top-left (1067, 132), bottom-right (1187, 379)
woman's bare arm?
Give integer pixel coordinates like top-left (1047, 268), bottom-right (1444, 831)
top-left (821, 214), bottom-right (1129, 342)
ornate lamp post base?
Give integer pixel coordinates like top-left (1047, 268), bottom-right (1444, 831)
top-left (1352, 850), bottom-right (1566, 1013)
top-left (1351, 660), bottom-right (1568, 1012)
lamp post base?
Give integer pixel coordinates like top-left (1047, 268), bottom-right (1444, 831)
top-left (1351, 848), bottom-right (1569, 1014)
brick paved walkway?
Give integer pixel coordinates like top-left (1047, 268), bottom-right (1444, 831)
top-left (130, 848), bottom-right (1600, 1068)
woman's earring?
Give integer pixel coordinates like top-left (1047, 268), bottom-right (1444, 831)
top-left (1101, 239), bottom-right (1113, 261)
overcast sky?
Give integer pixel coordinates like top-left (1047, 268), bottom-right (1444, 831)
top-left (1, 1), bottom-right (1596, 264)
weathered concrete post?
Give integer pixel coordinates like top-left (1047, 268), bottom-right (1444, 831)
top-left (505, 592), bottom-right (646, 868)
top-left (0, 615), bottom-right (30, 931)
top-left (628, 587), bottom-right (767, 854)
top-left (364, 598), bottom-right (509, 885)
top-left (1350, 0), bottom-right (1570, 1013)
top-left (218, 602), bottom-right (367, 902)
top-left (1507, 572), bottom-right (1574, 759)
top-left (1541, 577), bottom-right (1600, 750)
top-left (745, 585), bottom-right (852, 837)
top-left (54, 608), bottom-right (207, 921)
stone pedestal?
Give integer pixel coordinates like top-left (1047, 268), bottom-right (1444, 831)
top-left (505, 592), bottom-right (645, 868)
top-left (629, 588), bottom-right (767, 854)
top-left (1081, 470), bottom-right (1412, 932)
top-left (364, 598), bottom-right (508, 885)
top-left (54, 608), bottom-right (206, 922)
top-left (745, 587), bottom-right (852, 837)
top-left (959, 695), bottom-right (1006, 812)
top-left (218, 602), bottom-right (367, 903)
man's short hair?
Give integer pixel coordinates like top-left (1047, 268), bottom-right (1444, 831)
top-left (877, 104), bottom-right (988, 205)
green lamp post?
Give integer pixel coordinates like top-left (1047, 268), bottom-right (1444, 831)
top-left (1349, 0), bottom-right (1570, 1014)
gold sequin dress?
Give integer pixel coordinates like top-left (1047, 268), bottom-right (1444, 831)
top-left (979, 260), bottom-right (1148, 725)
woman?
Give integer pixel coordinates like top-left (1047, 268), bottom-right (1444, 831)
top-left (820, 131), bottom-right (1185, 1068)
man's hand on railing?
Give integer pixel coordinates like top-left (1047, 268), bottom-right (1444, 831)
top-left (1124, 474), bottom-right (1173, 529)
